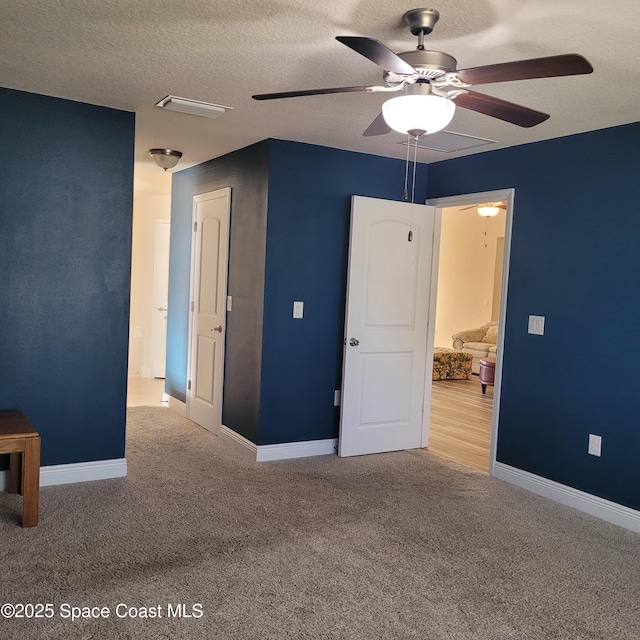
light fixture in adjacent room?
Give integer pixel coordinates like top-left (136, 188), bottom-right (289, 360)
top-left (477, 205), bottom-right (500, 217)
top-left (149, 148), bottom-right (183, 171)
top-left (382, 92), bottom-right (455, 136)
top-left (156, 95), bottom-right (233, 119)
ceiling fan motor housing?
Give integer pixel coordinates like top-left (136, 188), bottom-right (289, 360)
top-left (385, 49), bottom-right (457, 84)
top-left (399, 49), bottom-right (457, 77)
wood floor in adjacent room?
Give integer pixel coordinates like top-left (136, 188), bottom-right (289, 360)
top-left (127, 376), bottom-right (166, 407)
top-left (428, 376), bottom-right (493, 472)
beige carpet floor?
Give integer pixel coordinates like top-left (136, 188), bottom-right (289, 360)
top-left (1, 406), bottom-right (639, 639)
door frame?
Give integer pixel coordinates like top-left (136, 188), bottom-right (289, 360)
top-left (151, 219), bottom-right (171, 379)
top-left (185, 187), bottom-right (231, 435)
top-left (426, 188), bottom-right (514, 476)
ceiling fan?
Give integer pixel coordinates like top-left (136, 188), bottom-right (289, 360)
top-left (461, 201), bottom-right (507, 216)
top-left (252, 8), bottom-right (593, 137)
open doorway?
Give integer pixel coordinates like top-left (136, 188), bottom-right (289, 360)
top-left (426, 190), bottom-right (513, 473)
top-left (127, 168), bottom-right (172, 407)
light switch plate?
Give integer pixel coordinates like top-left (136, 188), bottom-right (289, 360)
top-left (528, 315), bottom-right (545, 335)
top-left (293, 301), bottom-right (304, 319)
top-left (334, 390), bottom-right (341, 407)
top-left (226, 295), bottom-right (233, 311)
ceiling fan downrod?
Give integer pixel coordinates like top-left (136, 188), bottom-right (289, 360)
top-left (403, 8), bottom-right (440, 50)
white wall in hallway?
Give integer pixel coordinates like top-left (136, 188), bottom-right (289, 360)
top-left (128, 168), bottom-right (171, 376)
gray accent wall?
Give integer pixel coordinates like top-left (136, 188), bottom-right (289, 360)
top-left (167, 141), bottom-right (270, 444)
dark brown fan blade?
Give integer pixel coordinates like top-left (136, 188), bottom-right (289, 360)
top-left (362, 112), bottom-right (391, 137)
top-left (454, 91), bottom-right (550, 127)
top-left (456, 54), bottom-right (593, 86)
top-left (336, 36), bottom-right (416, 75)
top-left (252, 85), bottom-right (375, 100)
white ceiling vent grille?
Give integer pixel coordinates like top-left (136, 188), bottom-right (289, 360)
top-left (156, 95), bottom-right (233, 119)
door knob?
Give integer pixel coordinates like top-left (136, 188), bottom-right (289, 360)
top-left (213, 325), bottom-right (223, 333)
top-left (349, 338), bottom-right (359, 347)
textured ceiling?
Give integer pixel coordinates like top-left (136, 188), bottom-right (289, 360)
top-left (1, 0), bottom-right (639, 175)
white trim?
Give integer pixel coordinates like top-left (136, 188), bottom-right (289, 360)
top-left (219, 426), bottom-right (338, 462)
top-left (0, 458), bottom-right (127, 491)
top-left (151, 219), bottom-right (171, 379)
top-left (421, 207), bottom-right (442, 447)
top-left (257, 438), bottom-right (338, 462)
top-left (219, 425), bottom-right (258, 461)
top-left (426, 189), bottom-right (515, 477)
top-left (494, 462), bottom-right (640, 534)
top-left (167, 395), bottom-right (187, 417)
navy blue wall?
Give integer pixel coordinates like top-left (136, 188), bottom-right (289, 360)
top-left (167, 142), bottom-right (270, 443)
top-left (0, 88), bottom-right (134, 467)
top-left (259, 140), bottom-right (427, 445)
top-left (427, 122), bottom-right (640, 511)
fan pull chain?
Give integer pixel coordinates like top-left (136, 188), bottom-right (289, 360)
top-left (411, 134), bottom-right (418, 205)
top-left (408, 134), bottom-right (419, 242)
top-left (403, 133), bottom-right (411, 202)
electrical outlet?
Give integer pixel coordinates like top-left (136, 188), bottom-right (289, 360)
top-left (588, 434), bottom-right (602, 457)
top-left (293, 301), bottom-right (304, 319)
top-left (334, 390), bottom-right (341, 407)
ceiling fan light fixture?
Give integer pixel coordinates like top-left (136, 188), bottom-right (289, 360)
top-left (382, 94), bottom-right (455, 136)
top-left (477, 205), bottom-right (500, 217)
top-left (149, 148), bottom-right (183, 171)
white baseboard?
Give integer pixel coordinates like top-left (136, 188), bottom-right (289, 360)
top-left (219, 425), bottom-right (337, 462)
top-left (257, 438), bottom-right (338, 462)
top-left (167, 395), bottom-right (187, 417)
top-left (494, 462), bottom-right (640, 534)
top-left (219, 425), bottom-right (257, 461)
top-left (0, 458), bottom-right (127, 491)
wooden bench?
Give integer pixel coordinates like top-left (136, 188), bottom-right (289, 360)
top-left (0, 412), bottom-right (41, 527)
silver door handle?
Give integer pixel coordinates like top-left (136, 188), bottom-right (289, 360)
top-left (213, 325), bottom-right (223, 333)
top-left (349, 338), bottom-right (359, 347)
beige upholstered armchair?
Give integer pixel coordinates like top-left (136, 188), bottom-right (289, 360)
top-left (452, 321), bottom-right (498, 374)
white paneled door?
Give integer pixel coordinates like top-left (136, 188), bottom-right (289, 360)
top-left (187, 188), bottom-right (231, 434)
top-left (339, 196), bottom-right (437, 457)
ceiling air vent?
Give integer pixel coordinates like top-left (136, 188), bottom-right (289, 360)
top-left (156, 95), bottom-right (233, 119)
top-left (400, 130), bottom-right (496, 153)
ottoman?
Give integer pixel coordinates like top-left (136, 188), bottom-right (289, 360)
top-left (432, 348), bottom-right (473, 381)
top-left (479, 357), bottom-right (496, 394)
